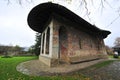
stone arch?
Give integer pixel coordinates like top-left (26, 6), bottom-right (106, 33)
top-left (45, 27), bottom-right (50, 54)
top-left (42, 33), bottom-right (45, 54)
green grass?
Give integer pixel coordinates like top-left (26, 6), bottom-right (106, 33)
top-left (91, 60), bottom-right (114, 69)
top-left (0, 56), bottom-right (37, 80)
top-left (0, 56), bottom-right (90, 80)
top-left (108, 55), bottom-right (114, 58)
top-left (0, 55), bottom-right (115, 80)
top-left (108, 55), bottom-right (120, 59)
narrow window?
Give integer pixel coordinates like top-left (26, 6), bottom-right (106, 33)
top-left (79, 39), bottom-right (82, 49)
top-left (97, 41), bottom-right (100, 50)
top-left (90, 40), bottom-right (93, 48)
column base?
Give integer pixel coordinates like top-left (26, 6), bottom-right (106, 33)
top-left (39, 55), bottom-right (59, 67)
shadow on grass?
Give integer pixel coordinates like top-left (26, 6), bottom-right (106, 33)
top-left (1, 55), bottom-right (12, 58)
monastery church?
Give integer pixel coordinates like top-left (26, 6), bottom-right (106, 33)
top-left (27, 2), bottom-right (111, 67)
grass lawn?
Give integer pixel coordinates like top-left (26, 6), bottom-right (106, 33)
top-left (0, 55), bottom-right (116, 80)
top-left (0, 56), bottom-right (90, 80)
top-left (88, 60), bottom-right (115, 69)
top-left (108, 55), bottom-right (120, 59)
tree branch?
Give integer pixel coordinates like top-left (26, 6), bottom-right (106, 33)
top-left (106, 15), bottom-right (120, 28)
top-left (5, 0), bottom-right (33, 5)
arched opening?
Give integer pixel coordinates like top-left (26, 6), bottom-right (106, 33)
top-left (59, 26), bottom-right (68, 62)
top-left (42, 33), bottom-right (45, 54)
top-left (46, 27), bottom-right (50, 54)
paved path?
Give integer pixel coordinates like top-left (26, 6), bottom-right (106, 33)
top-left (17, 59), bottom-right (120, 80)
top-left (16, 59), bottom-right (106, 76)
top-left (79, 60), bottom-right (120, 80)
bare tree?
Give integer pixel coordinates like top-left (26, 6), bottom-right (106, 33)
top-left (5, 0), bottom-right (33, 5)
top-left (4, 0), bottom-right (119, 15)
top-left (114, 37), bottom-right (120, 46)
top-left (105, 45), bottom-right (113, 55)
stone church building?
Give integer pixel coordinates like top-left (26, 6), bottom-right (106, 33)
top-left (27, 2), bottom-right (111, 67)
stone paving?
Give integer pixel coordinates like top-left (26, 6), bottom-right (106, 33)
top-left (17, 59), bottom-right (120, 80)
top-left (16, 59), bottom-right (106, 76)
top-left (79, 60), bottom-right (120, 80)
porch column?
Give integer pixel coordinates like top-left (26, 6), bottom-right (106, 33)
top-left (43, 29), bottom-right (47, 55)
top-left (49, 22), bottom-right (53, 58)
top-left (40, 33), bottom-right (43, 55)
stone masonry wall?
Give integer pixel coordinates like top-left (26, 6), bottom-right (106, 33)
top-left (66, 26), bottom-right (107, 62)
top-left (52, 17), bottom-right (107, 63)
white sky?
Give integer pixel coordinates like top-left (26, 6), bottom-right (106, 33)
top-left (0, 0), bottom-right (120, 47)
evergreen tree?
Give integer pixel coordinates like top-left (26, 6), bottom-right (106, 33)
top-left (34, 32), bottom-right (41, 56)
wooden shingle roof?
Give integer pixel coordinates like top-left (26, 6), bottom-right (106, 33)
top-left (27, 2), bottom-right (111, 39)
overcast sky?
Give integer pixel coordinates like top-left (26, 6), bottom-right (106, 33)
top-left (0, 0), bottom-right (120, 47)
